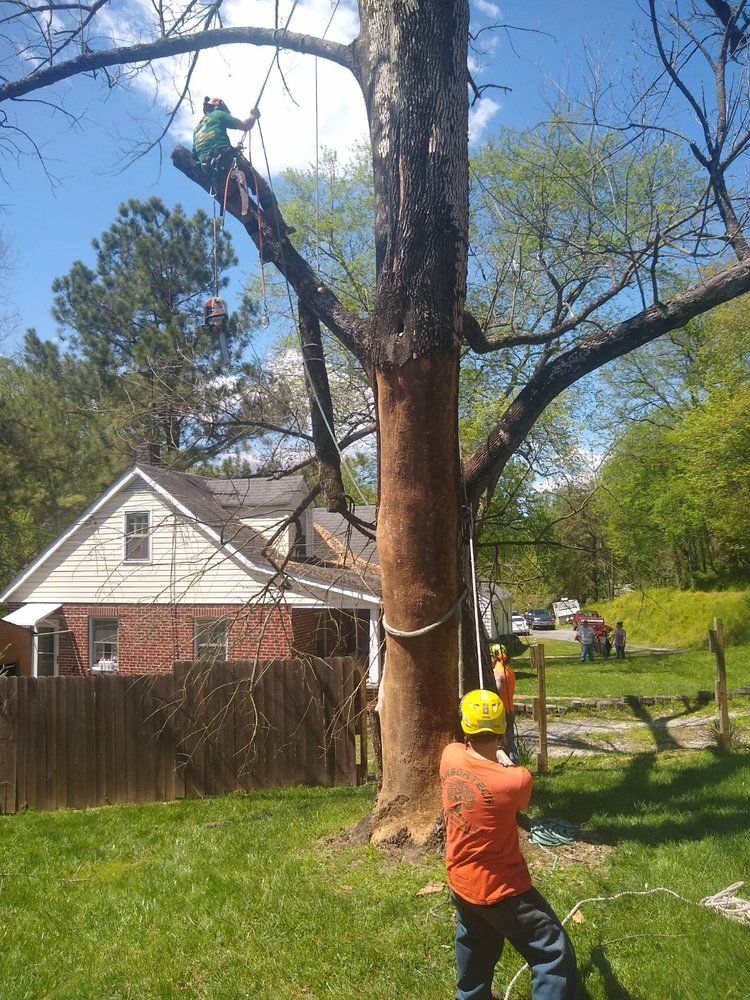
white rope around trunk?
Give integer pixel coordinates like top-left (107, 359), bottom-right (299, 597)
top-left (382, 590), bottom-right (468, 639)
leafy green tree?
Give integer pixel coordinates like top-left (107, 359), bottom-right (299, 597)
top-left (51, 197), bottom-right (257, 462)
top-left (596, 297), bottom-right (750, 588)
top-left (0, 334), bottom-right (121, 590)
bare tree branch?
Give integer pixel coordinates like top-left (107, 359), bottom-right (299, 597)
top-left (0, 24), bottom-right (354, 104)
top-left (171, 144), bottom-right (369, 363)
top-left (464, 255), bottom-right (750, 498)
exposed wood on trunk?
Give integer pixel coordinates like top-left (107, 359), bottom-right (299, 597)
top-left (371, 352), bottom-right (461, 844)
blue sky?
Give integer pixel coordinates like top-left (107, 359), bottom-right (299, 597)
top-left (0, 1), bottom-right (639, 352)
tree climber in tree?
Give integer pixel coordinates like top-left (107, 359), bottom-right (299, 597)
top-left (193, 96), bottom-right (260, 205)
top-left (441, 690), bottom-right (578, 1000)
top-left (193, 97), bottom-right (294, 235)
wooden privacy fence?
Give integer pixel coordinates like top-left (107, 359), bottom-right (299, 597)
top-left (0, 657), bottom-right (367, 815)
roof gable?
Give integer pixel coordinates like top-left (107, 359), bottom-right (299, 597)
top-left (1, 467), bottom-right (379, 605)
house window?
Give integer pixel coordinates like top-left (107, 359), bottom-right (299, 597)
top-left (194, 619), bottom-right (229, 661)
top-left (124, 511), bottom-right (151, 562)
top-left (90, 618), bottom-right (119, 671)
top-left (35, 621), bottom-right (58, 677)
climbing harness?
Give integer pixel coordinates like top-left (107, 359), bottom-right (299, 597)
top-left (229, 158), bottom-right (250, 219)
top-left (201, 1), bottom-right (305, 349)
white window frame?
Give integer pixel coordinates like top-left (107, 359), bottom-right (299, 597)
top-left (33, 618), bottom-right (59, 678)
top-left (123, 510), bottom-right (152, 564)
top-left (193, 619), bottom-right (230, 661)
top-left (89, 617), bottom-right (119, 672)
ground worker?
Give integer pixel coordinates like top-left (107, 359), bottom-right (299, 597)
top-left (193, 97), bottom-right (260, 194)
top-left (491, 644), bottom-right (518, 763)
top-left (440, 690), bottom-right (578, 1000)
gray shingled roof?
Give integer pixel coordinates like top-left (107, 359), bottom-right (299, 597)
top-left (203, 475), bottom-right (307, 510)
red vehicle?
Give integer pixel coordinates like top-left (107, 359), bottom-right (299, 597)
top-left (572, 609), bottom-right (605, 629)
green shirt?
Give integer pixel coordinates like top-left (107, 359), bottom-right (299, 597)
top-left (192, 110), bottom-right (245, 161)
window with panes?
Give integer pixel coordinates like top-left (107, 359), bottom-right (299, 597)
top-left (124, 511), bottom-right (151, 562)
top-left (194, 619), bottom-right (230, 661)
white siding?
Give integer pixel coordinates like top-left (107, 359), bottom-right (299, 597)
top-left (11, 480), bottom-right (326, 605)
top-left (240, 513), bottom-right (295, 557)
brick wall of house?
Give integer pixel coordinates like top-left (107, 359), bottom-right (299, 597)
top-left (52, 603), bottom-right (301, 675)
top-left (3, 602), bottom-right (373, 676)
top-left (291, 608), bottom-right (321, 656)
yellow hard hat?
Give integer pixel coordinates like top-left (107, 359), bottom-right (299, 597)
top-left (460, 689), bottom-right (506, 736)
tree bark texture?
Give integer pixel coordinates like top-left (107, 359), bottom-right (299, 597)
top-left (373, 355), bottom-right (461, 844)
top-left (355, 1), bottom-right (470, 843)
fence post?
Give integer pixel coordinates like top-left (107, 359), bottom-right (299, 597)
top-left (529, 644), bottom-right (548, 774)
top-left (708, 616), bottom-right (731, 751)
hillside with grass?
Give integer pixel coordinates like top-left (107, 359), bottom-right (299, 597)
top-left (595, 588), bottom-right (750, 649)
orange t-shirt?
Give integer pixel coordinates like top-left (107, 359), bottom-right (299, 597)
top-left (492, 661), bottom-right (516, 714)
top-left (440, 741), bottom-right (532, 905)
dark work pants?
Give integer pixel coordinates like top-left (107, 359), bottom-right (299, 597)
top-left (451, 887), bottom-right (577, 1000)
top-left (615, 645), bottom-right (625, 659)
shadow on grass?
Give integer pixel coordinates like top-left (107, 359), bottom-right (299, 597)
top-left (533, 749), bottom-right (750, 848)
top-left (581, 945), bottom-right (636, 999)
top-left (622, 695), bottom-right (698, 750)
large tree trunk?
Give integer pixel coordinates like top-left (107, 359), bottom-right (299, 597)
top-left (355, 1), bottom-right (470, 844)
top-left (373, 355), bottom-right (461, 844)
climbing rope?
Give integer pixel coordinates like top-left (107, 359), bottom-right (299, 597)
top-left (246, 129), bottom-right (268, 320)
top-left (460, 483), bottom-right (485, 689)
top-left (382, 590), bottom-right (468, 640)
top-left (313, 0), bottom-right (342, 273)
top-left (253, 0), bottom-right (301, 110)
top-left (528, 817), bottom-right (579, 847)
top-left (211, 197), bottom-right (220, 298)
top-left (503, 883), bottom-right (750, 999)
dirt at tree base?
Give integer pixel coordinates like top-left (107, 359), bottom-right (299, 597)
top-left (518, 826), bottom-right (614, 870)
top-left (323, 813), bottom-right (609, 871)
top-left (323, 811), bottom-right (446, 861)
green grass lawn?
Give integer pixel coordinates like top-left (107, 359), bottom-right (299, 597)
top-left (513, 645), bottom-right (750, 700)
top-left (1, 751), bottom-right (748, 999)
top-left (516, 637), bottom-right (580, 658)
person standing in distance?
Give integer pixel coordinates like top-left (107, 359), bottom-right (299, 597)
top-left (613, 621), bottom-right (627, 659)
top-left (440, 690), bottom-right (578, 999)
top-left (577, 620), bottom-right (596, 663)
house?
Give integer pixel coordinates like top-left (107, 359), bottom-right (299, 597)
top-left (479, 584), bottom-right (512, 640)
top-left (0, 462), bottom-right (383, 682)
